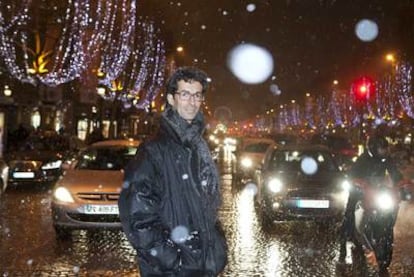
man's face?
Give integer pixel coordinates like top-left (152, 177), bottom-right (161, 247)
top-left (167, 80), bottom-right (203, 123)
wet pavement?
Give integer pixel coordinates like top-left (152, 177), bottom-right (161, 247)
top-left (1, 153), bottom-right (414, 276)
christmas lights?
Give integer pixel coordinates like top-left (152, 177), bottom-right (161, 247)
top-left (0, 0), bottom-right (166, 108)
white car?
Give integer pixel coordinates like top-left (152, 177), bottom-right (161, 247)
top-left (51, 139), bottom-right (141, 238)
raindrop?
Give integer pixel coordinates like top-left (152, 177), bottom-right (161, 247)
top-left (222, 10), bottom-right (228, 15)
top-left (304, 248), bottom-right (314, 256)
top-left (201, 180), bottom-right (207, 186)
top-left (150, 249), bottom-right (158, 256)
top-left (227, 43), bottom-right (274, 84)
top-left (73, 266), bottom-right (80, 274)
top-left (246, 3), bottom-right (256, 12)
top-left (244, 182), bottom-right (258, 196)
top-left (27, 259), bottom-right (33, 266)
top-left (355, 19), bottom-right (378, 42)
top-left (182, 174), bottom-right (189, 180)
top-left (301, 157), bottom-right (318, 175)
top-left (171, 225), bottom-right (189, 244)
top-left (270, 84), bottom-right (281, 96)
top-left (122, 181), bottom-right (130, 189)
top-left (201, 25), bottom-right (207, 30)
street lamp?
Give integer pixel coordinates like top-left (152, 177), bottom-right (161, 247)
top-left (96, 84), bottom-right (106, 97)
top-left (3, 85), bottom-right (12, 97)
top-left (385, 53), bottom-right (395, 64)
top-left (176, 46), bottom-right (184, 53)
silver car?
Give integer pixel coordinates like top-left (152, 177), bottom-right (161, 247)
top-left (51, 139), bottom-right (140, 237)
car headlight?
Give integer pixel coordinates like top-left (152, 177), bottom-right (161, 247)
top-left (53, 187), bottom-right (75, 203)
top-left (267, 178), bottom-right (283, 193)
top-left (241, 157), bottom-right (253, 168)
top-left (42, 160), bottom-right (63, 170)
top-left (341, 180), bottom-right (351, 192)
top-left (375, 192), bottom-right (394, 210)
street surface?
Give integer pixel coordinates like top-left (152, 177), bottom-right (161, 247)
top-left (1, 152), bottom-right (414, 276)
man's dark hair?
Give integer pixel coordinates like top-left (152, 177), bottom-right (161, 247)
top-left (165, 66), bottom-right (209, 100)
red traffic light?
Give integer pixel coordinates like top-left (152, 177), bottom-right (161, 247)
top-left (352, 76), bottom-right (375, 101)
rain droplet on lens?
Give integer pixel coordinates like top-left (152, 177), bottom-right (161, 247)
top-left (244, 182), bottom-right (258, 196)
top-left (150, 249), bottom-right (158, 256)
top-left (171, 225), bottom-right (189, 244)
top-left (355, 19), bottom-right (378, 42)
top-left (227, 43), bottom-right (274, 84)
top-left (246, 3), bottom-right (256, 12)
top-left (122, 181), bottom-right (130, 189)
top-left (301, 157), bottom-right (318, 175)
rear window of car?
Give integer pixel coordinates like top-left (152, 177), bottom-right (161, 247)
top-left (269, 150), bottom-right (338, 172)
top-left (76, 146), bottom-right (137, 170)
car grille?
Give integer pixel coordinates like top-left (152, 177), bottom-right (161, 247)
top-left (68, 213), bottom-right (120, 223)
top-left (287, 188), bottom-right (331, 199)
top-left (77, 193), bottom-right (120, 201)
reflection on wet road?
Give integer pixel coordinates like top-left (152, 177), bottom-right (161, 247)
top-left (1, 153), bottom-right (414, 276)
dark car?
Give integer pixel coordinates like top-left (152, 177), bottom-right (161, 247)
top-left (6, 134), bottom-right (74, 187)
top-left (254, 144), bottom-right (350, 225)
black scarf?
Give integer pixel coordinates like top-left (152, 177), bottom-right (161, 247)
top-left (161, 106), bottom-right (220, 208)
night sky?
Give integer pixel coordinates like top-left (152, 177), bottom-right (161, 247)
top-left (138, 0), bottom-right (414, 121)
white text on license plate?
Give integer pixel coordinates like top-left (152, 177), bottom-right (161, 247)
top-left (84, 204), bottom-right (119, 214)
top-left (297, 199), bottom-right (329, 208)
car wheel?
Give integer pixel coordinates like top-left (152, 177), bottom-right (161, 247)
top-left (54, 226), bottom-right (71, 239)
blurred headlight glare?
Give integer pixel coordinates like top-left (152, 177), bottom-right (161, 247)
top-left (241, 158), bottom-right (253, 168)
top-left (267, 178), bottom-right (283, 193)
top-left (54, 187), bottom-right (74, 203)
top-left (42, 160), bottom-right (62, 170)
top-left (341, 180), bottom-right (351, 191)
top-left (375, 192), bottom-right (394, 210)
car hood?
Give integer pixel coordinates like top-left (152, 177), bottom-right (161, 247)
top-left (7, 150), bottom-right (63, 162)
top-left (56, 169), bottom-right (124, 193)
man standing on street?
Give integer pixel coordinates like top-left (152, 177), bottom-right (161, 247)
top-left (118, 66), bottom-right (227, 277)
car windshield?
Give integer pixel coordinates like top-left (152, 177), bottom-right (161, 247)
top-left (76, 146), bottom-right (137, 170)
top-left (243, 142), bottom-right (271, 154)
top-left (20, 135), bottom-right (69, 152)
top-left (268, 150), bottom-right (338, 173)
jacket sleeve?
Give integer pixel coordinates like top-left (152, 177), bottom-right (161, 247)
top-left (118, 146), bottom-right (180, 271)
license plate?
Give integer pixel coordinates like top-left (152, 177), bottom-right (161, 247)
top-left (83, 204), bottom-right (119, 215)
top-left (13, 172), bottom-right (35, 179)
top-left (297, 199), bottom-right (329, 208)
